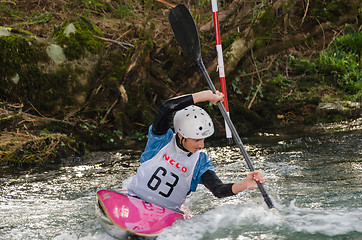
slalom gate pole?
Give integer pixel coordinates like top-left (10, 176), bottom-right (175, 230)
top-left (211, 0), bottom-right (232, 144)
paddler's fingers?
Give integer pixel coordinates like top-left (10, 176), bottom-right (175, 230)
top-left (210, 90), bottom-right (224, 105)
top-left (249, 171), bottom-right (265, 184)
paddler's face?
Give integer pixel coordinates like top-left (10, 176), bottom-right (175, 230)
top-left (184, 138), bottom-right (205, 153)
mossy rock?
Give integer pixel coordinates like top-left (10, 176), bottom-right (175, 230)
top-left (0, 17), bottom-right (105, 116)
top-left (0, 30), bottom-right (49, 81)
top-left (51, 16), bottom-right (104, 60)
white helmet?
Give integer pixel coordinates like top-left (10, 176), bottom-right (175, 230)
top-left (173, 105), bottom-right (214, 139)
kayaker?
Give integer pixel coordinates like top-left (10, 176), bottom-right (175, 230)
top-left (127, 90), bottom-right (265, 211)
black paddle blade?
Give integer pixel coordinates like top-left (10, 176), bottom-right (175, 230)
top-left (169, 4), bottom-right (201, 62)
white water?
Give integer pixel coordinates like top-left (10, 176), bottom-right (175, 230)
top-left (1, 123), bottom-right (361, 240)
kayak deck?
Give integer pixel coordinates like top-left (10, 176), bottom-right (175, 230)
top-left (96, 190), bottom-right (184, 239)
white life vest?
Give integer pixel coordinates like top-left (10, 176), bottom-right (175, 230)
top-left (127, 134), bottom-right (200, 211)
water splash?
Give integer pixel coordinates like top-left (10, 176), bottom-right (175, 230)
top-left (159, 198), bottom-right (362, 240)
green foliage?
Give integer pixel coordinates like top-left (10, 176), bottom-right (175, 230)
top-left (40, 128), bottom-right (51, 136)
top-left (98, 132), bottom-right (115, 144)
top-left (270, 74), bottom-right (292, 88)
top-left (289, 56), bottom-right (316, 75)
top-left (290, 31), bottom-right (361, 95)
top-left (0, 2), bottom-right (18, 17)
top-left (245, 86), bottom-right (264, 102)
top-left (231, 75), bottom-right (243, 96)
top-left (0, 2), bottom-right (11, 13)
top-left (316, 31), bottom-right (361, 93)
top-left (329, 29), bottom-right (362, 54)
top-left (134, 131), bottom-right (147, 141)
top-left (30, 13), bottom-right (52, 24)
top-left (81, 0), bottom-right (104, 10)
top-left (113, 3), bottom-right (133, 18)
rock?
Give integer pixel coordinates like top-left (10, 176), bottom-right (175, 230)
top-left (316, 101), bottom-right (360, 116)
top-left (46, 44), bottom-right (66, 64)
top-left (0, 17), bottom-right (105, 116)
top-left (0, 27), bottom-right (10, 36)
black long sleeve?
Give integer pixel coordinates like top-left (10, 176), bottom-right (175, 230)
top-left (201, 170), bottom-right (235, 198)
top-left (152, 94), bottom-right (194, 135)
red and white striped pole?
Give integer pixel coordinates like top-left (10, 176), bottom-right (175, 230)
top-left (211, 0), bottom-right (232, 143)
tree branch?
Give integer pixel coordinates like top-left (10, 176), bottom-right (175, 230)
top-left (93, 35), bottom-right (133, 50)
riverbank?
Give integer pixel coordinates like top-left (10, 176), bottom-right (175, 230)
top-left (1, 107), bottom-right (360, 173)
top-left (0, 101), bottom-right (139, 168)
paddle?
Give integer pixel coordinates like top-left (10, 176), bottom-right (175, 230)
top-left (169, 4), bottom-right (274, 209)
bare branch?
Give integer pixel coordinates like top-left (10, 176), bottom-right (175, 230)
top-left (93, 35), bottom-right (133, 50)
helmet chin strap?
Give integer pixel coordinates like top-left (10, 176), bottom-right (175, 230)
top-left (176, 133), bottom-right (192, 155)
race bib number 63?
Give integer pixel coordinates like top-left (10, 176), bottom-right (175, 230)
top-left (147, 167), bottom-right (179, 198)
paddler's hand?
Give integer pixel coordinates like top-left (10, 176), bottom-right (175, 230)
top-left (244, 171), bottom-right (265, 190)
top-left (192, 90), bottom-right (224, 105)
top-left (210, 90), bottom-right (224, 105)
top-left (232, 171), bottom-right (265, 194)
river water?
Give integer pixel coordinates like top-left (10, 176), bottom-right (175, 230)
top-left (1, 119), bottom-right (361, 240)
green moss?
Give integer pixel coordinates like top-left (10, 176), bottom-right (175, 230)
top-left (222, 33), bottom-right (241, 49)
top-left (0, 35), bottom-right (43, 79)
top-left (15, 66), bottom-right (73, 111)
top-left (51, 16), bottom-right (105, 60)
top-left (252, 5), bottom-right (275, 36)
top-left (1, 40), bottom-right (92, 114)
top-left (254, 33), bottom-right (272, 50)
top-left (102, 77), bottom-right (119, 89)
top-left (251, 0), bottom-right (298, 37)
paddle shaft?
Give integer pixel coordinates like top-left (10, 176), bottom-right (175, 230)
top-left (197, 59), bottom-right (274, 209)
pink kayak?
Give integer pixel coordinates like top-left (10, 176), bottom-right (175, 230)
top-left (96, 189), bottom-right (185, 239)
